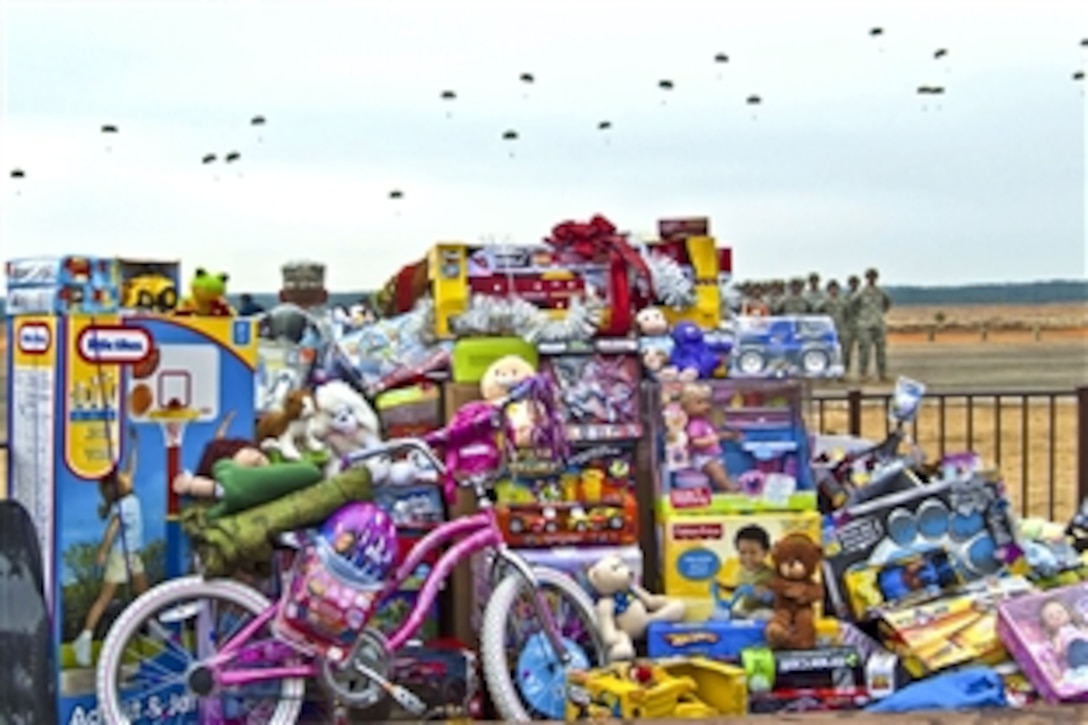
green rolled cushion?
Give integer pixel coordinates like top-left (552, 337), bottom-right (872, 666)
top-left (207, 459), bottom-right (324, 519)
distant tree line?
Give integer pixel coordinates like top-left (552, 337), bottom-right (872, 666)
top-left (1, 279), bottom-right (1085, 315)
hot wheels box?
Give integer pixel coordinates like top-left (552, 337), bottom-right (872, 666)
top-left (647, 619), bottom-right (766, 661)
top-left (823, 474), bottom-right (1023, 621)
top-left (661, 512), bottom-right (822, 621)
top-left (5, 256), bottom-right (120, 316)
top-left (997, 580), bottom-right (1088, 703)
top-left (879, 575), bottom-right (1034, 678)
top-left (653, 378), bottom-right (816, 516)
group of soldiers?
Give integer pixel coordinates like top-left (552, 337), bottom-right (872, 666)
top-left (734, 268), bottom-right (892, 381)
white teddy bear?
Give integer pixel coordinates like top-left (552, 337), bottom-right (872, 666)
top-left (586, 554), bottom-right (686, 661)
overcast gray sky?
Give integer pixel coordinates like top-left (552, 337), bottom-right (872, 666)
top-left (2, 0), bottom-right (1085, 292)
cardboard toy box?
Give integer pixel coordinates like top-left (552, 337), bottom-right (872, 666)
top-left (494, 443), bottom-right (639, 548)
top-left (5, 256), bottom-right (121, 316)
top-left (4, 314), bottom-right (257, 724)
top-left (567, 657), bottom-right (747, 720)
top-left (742, 646), bottom-right (877, 714)
top-left (661, 512), bottom-right (822, 621)
top-left (997, 580), bottom-right (1088, 703)
top-left (647, 617), bottom-right (842, 662)
top-left (652, 378), bottom-right (816, 516)
top-left (380, 640), bottom-right (482, 720)
top-left (823, 474), bottom-right (1023, 621)
top-left (879, 575), bottom-right (1034, 678)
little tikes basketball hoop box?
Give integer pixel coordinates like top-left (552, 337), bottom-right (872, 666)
top-left (4, 313), bottom-right (257, 725)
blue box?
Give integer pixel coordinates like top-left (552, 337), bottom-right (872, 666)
top-left (5, 314), bottom-right (258, 723)
top-left (5, 256), bottom-right (121, 315)
top-left (646, 620), bottom-right (766, 661)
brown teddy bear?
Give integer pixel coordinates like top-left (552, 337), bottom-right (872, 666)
top-left (764, 532), bottom-right (824, 650)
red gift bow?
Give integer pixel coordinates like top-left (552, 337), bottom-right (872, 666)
top-left (544, 214), bottom-right (652, 335)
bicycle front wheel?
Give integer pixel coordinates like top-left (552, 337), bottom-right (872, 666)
top-left (95, 575), bottom-right (305, 724)
top-left (480, 566), bottom-right (606, 721)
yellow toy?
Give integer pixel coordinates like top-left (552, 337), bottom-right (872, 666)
top-left (175, 268), bottom-right (235, 317)
top-left (567, 658), bottom-right (747, 720)
top-left (122, 273), bottom-right (178, 311)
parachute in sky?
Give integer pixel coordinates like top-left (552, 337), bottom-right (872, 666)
top-left (746, 94), bottom-right (763, 121)
top-left (440, 89), bottom-right (457, 118)
top-left (598, 120), bottom-right (613, 145)
top-left (519, 72), bottom-right (535, 100)
top-left (251, 115), bottom-right (266, 143)
top-left (869, 27), bottom-right (886, 53)
top-left (9, 168), bottom-right (25, 195)
top-left (714, 52), bottom-right (729, 80)
top-left (658, 79), bottom-right (674, 105)
top-left (202, 153), bottom-right (217, 164)
top-left (501, 129), bottom-right (519, 158)
top-left (1074, 70), bottom-right (1085, 81)
top-left (225, 151), bottom-right (241, 163)
top-left (101, 124), bottom-right (118, 152)
top-left (389, 189), bottom-right (404, 200)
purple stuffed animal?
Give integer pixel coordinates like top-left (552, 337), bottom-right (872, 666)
top-left (669, 321), bottom-right (722, 379)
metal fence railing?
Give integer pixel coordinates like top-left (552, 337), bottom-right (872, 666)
top-left (808, 386), bottom-right (1088, 520)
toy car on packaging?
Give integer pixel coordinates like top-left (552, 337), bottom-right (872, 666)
top-left (729, 315), bottom-right (844, 379)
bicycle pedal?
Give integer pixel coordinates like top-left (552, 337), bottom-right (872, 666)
top-left (351, 660), bottom-right (428, 716)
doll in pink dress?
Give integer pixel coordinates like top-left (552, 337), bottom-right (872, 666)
top-left (1040, 598), bottom-right (1088, 680)
top-left (679, 383), bottom-right (740, 492)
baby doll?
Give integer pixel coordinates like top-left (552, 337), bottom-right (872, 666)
top-left (1040, 598), bottom-right (1088, 678)
top-left (678, 382), bottom-right (739, 492)
top-left (172, 437), bottom-right (323, 520)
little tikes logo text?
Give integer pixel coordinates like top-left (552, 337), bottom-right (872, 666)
top-left (17, 322), bottom-right (52, 354)
top-left (77, 327), bottom-right (152, 364)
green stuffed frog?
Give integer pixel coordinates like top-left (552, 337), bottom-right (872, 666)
top-left (176, 268), bottom-right (235, 316)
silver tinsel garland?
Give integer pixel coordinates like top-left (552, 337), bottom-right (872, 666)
top-left (641, 248), bottom-right (697, 309)
top-left (450, 294), bottom-right (603, 343)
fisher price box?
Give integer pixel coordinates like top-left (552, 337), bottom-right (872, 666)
top-left (662, 512), bottom-right (822, 621)
top-left (4, 314), bottom-right (257, 724)
top-left (653, 378), bottom-right (815, 516)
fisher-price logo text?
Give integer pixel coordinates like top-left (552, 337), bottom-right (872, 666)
top-left (76, 327), bottom-right (152, 364)
top-left (671, 523), bottom-right (724, 541)
top-left (17, 322), bottom-right (52, 354)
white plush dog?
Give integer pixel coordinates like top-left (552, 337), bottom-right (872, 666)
top-left (311, 380), bottom-right (436, 486)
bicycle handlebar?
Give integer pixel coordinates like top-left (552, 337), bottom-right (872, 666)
top-left (340, 438), bottom-right (446, 477)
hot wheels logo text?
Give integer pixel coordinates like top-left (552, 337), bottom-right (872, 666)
top-left (76, 327), bottom-right (152, 364)
top-left (17, 322), bottom-right (52, 354)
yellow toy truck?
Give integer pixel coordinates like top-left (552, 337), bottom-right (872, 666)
top-left (566, 657), bottom-right (747, 720)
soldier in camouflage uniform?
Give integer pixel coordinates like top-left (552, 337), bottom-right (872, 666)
top-left (767, 280), bottom-right (786, 314)
top-left (778, 278), bottom-right (812, 315)
top-left (853, 268), bottom-right (892, 381)
top-left (841, 275), bottom-right (861, 374)
top-left (821, 279), bottom-right (848, 336)
top-left (805, 272), bottom-right (826, 313)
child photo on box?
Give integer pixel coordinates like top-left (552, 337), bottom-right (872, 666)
top-left (731, 524), bottom-right (775, 619)
top-left (71, 426), bottom-right (149, 667)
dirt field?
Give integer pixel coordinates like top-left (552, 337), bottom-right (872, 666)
top-left (886, 302), bottom-right (1087, 331)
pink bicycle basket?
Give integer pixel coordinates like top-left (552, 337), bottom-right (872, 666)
top-left (272, 537), bottom-right (385, 663)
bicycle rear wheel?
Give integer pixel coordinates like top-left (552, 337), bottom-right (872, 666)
top-left (95, 575), bottom-right (305, 724)
top-left (480, 566), bottom-right (606, 721)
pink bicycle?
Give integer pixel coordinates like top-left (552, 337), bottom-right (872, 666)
top-left (95, 375), bottom-right (607, 723)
